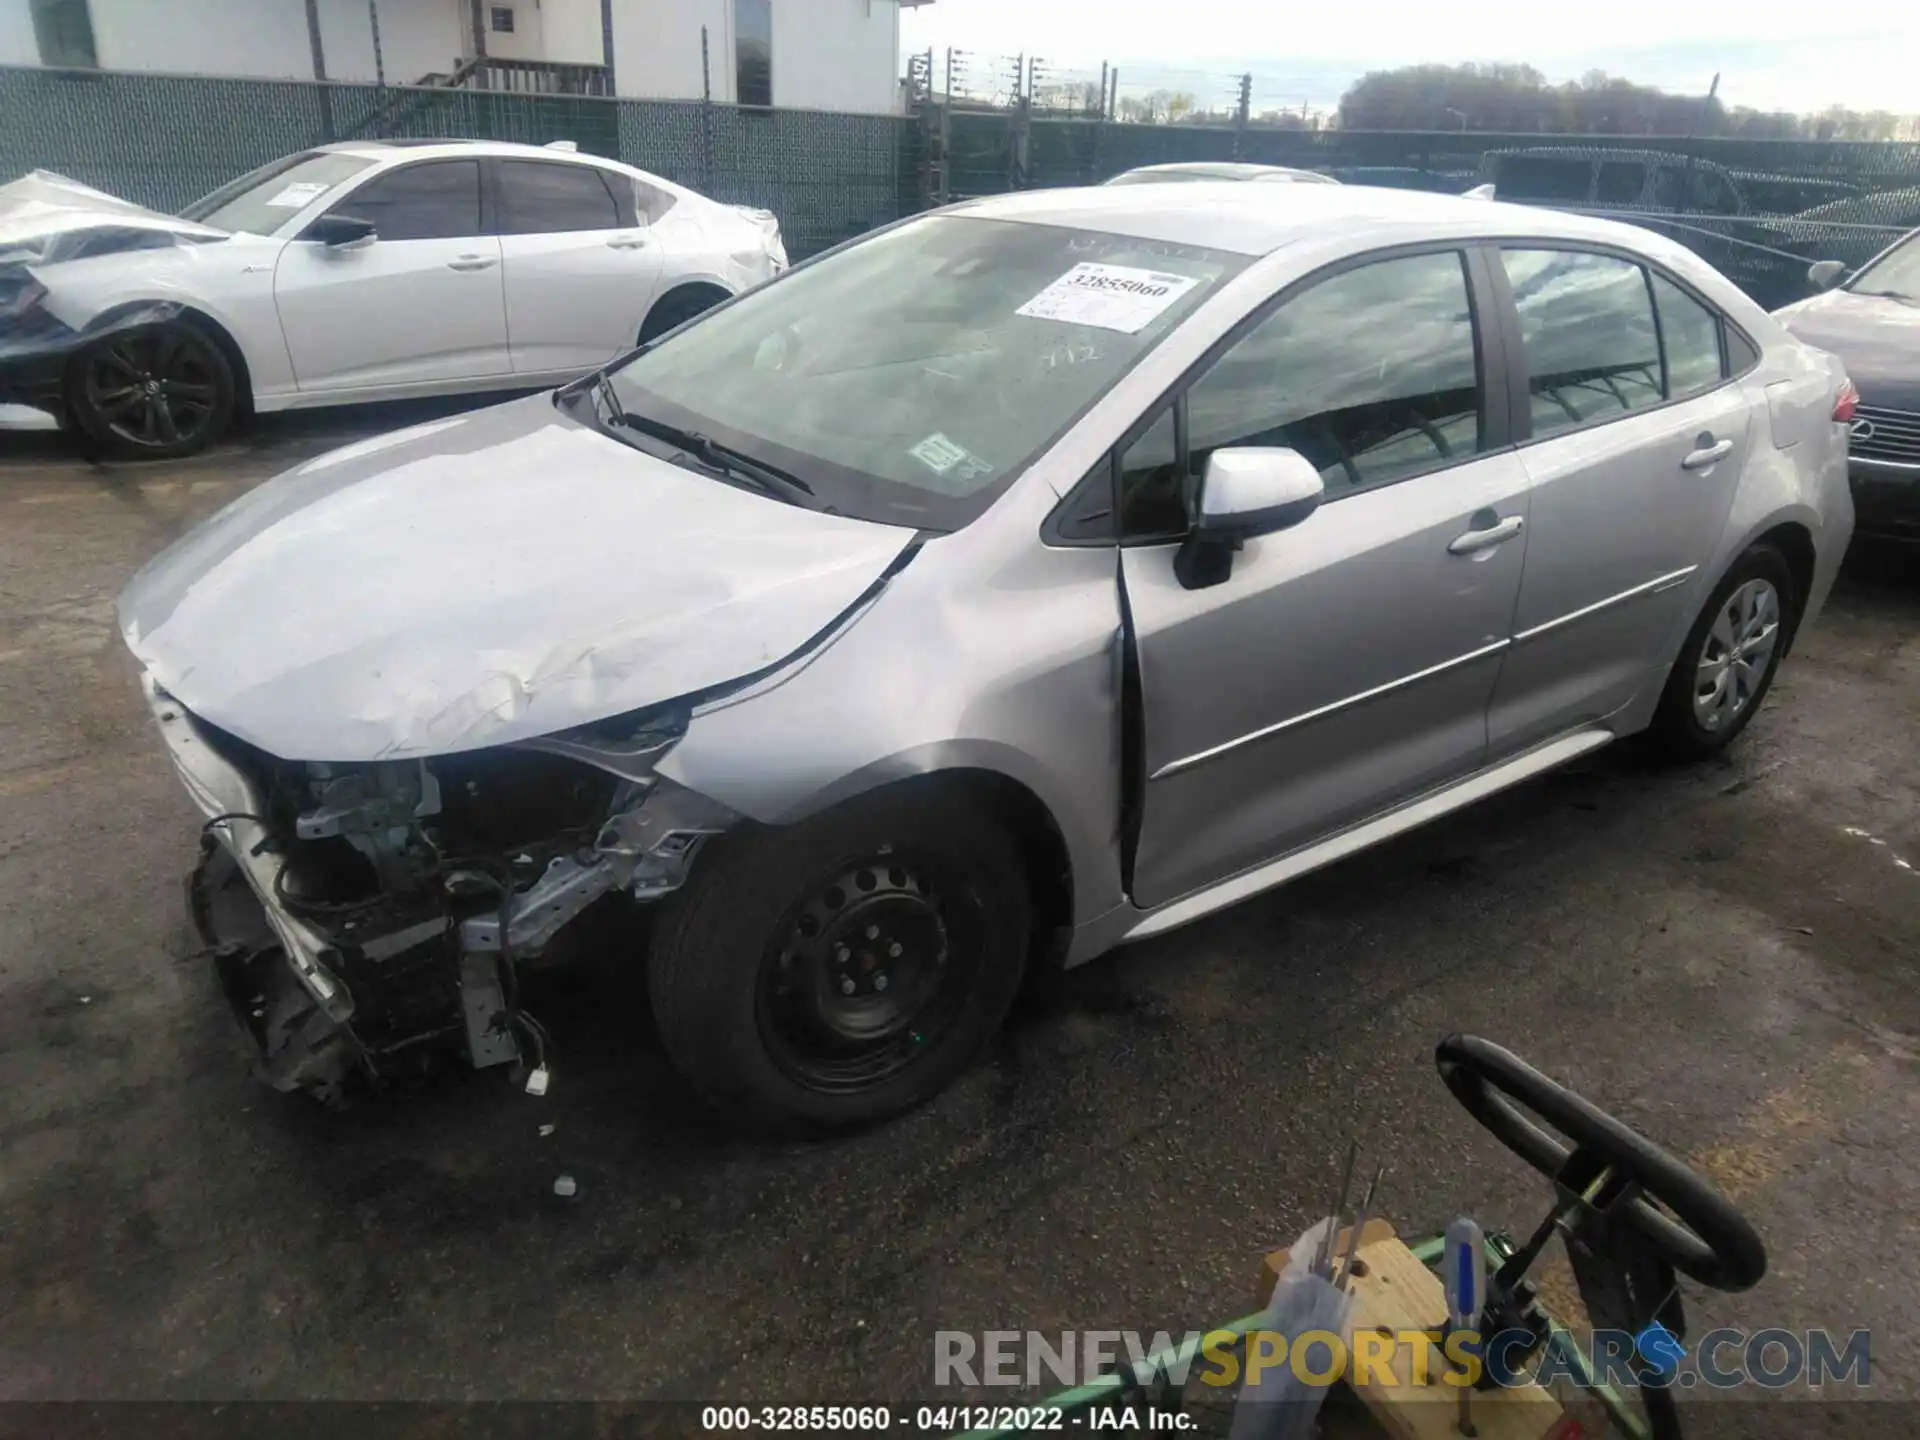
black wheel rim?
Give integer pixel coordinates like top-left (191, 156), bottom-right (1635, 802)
top-left (83, 329), bottom-right (220, 451)
top-left (755, 851), bottom-right (986, 1095)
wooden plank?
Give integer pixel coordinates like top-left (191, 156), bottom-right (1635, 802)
top-left (1254, 1222), bottom-right (1572, 1440)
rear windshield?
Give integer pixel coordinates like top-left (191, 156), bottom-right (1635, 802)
top-left (180, 152), bottom-right (377, 235)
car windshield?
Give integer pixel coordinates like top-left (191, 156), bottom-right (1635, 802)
top-left (1849, 231), bottom-right (1920, 298)
top-left (179, 152), bottom-right (377, 235)
top-left (605, 214), bottom-right (1249, 529)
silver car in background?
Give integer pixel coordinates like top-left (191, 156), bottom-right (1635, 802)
top-left (121, 184), bottom-right (1854, 1130)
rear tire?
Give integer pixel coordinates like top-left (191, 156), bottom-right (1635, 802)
top-left (66, 318), bottom-right (235, 460)
top-left (1646, 544), bottom-right (1797, 760)
top-left (646, 785), bottom-right (1031, 1132)
top-left (638, 285), bottom-right (728, 344)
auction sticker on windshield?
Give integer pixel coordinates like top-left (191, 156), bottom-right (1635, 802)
top-left (265, 181), bottom-right (332, 209)
top-left (1017, 263), bottom-right (1201, 334)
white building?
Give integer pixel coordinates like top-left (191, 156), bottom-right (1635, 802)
top-left (0, 0), bottom-right (925, 113)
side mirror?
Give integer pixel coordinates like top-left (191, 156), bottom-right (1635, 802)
top-left (1175, 447), bottom-right (1325, 590)
top-left (1807, 259), bottom-right (1847, 292)
top-left (306, 213), bottom-right (376, 249)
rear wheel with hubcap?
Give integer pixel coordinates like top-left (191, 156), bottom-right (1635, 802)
top-left (647, 785), bottom-right (1031, 1131)
top-left (1648, 544), bottom-right (1797, 759)
top-left (67, 320), bottom-right (236, 460)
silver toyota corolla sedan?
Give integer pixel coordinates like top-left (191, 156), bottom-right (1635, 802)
top-left (121, 184), bottom-right (1854, 1130)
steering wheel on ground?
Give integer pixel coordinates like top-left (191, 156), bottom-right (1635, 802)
top-left (1436, 1034), bottom-right (1768, 1292)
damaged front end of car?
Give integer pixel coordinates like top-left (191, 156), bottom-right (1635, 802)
top-left (157, 675), bottom-right (738, 1102)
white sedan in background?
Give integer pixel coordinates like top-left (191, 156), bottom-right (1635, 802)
top-left (0, 140), bottom-right (787, 458)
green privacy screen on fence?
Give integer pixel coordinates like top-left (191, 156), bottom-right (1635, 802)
top-left (4, 64), bottom-right (1917, 303)
top-left (0, 66), bottom-right (915, 259)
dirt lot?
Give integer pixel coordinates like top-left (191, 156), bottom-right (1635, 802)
top-left (1, 405), bottom-right (1917, 1429)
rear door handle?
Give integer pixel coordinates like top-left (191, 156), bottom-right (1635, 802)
top-left (447, 254), bottom-right (498, 271)
top-left (1448, 515), bottom-right (1525, 555)
top-left (1682, 439), bottom-right (1734, 470)
top-left (605, 234), bottom-right (650, 250)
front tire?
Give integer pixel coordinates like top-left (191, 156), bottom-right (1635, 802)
top-left (1647, 544), bottom-right (1797, 759)
top-left (646, 785), bottom-right (1032, 1132)
top-left (66, 319), bottom-right (235, 460)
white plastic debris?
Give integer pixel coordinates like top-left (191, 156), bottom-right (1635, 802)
top-left (1229, 1215), bottom-right (1354, 1440)
top-left (539, 1123), bottom-right (556, 1137)
top-left (553, 1174), bottom-right (577, 1197)
top-left (525, 1064), bottom-right (550, 1097)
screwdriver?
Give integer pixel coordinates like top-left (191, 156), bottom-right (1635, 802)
top-left (1444, 1217), bottom-right (1486, 1438)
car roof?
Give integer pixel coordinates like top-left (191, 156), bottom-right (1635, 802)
top-left (1120, 162), bottom-right (1325, 181)
top-left (950, 181), bottom-right (1680, 258)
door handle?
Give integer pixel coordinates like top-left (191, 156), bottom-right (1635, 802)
top-left (1681, 438), bottom-right (1734, 470)
top-left (446, 254), bottom-right (499, 271)
top-left (1448, 515), bottom-right (1525, 555)
top-left (605, 234), bottom-right (651, 250)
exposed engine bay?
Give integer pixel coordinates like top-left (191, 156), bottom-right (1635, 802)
top-left (167, 682), bottom-right (738, 1102)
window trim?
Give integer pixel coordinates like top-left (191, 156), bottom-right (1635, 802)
top-left (1481, 238), bottom-right (1761, 450)
top-left (312, 157), bottom-right (492, 242)
top-left (1043, 240), bottom-right (1511, 549)
top-left (486, 157), bottom-right (634, 235)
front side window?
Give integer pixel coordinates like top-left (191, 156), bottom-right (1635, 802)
top-left (1651, 273), bottom-right (1724, 399)
top-left (1183, 251), bottom-right (1484, 498)
top-left (329, 160), bottom-right (482, 242)
top-left (496, 160), bottom-right (622, 234)
top-left (1596, 162), bottom-right (1648, 207)
top-left (1117, 406), bottom-right (1182, 538)
top-left (1502, 248), bottom-right (1661, 439)
top-left (606, 215), bottom-right (1246, 530)
top-left (181, 151), bottom-right (376, 236)
top-left (1496, 157), bottom-right (1593, 204)
top-left (734, 0), bottom-right (772, 107)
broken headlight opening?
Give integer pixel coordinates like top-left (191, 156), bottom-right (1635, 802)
top-left (176, 699), bottom-right (737, 1104)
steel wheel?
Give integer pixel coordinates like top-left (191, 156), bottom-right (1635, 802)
top-left (755, 854), bottom-right (984, 1095)
top-left (1692, 577), bottom-right (1781, 732)
top-left (78, 326), bottom-right (227, 455)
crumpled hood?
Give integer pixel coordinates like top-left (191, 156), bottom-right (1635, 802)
top-left (1774, 289), bottom-right (1920, 409)
top-left (119, 394), bottom-right (918, 761)
top-left (0, 170), bottom-right (225, 262)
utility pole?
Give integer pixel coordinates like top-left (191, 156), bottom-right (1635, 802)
top-left (1678, 72), bottom-right (1720, 214)
top-left (1233, 72), bottom-right (1252, 157)
top-left (1098, 61), bottom-right (1109, 120)
top-left (367, 0), bottom-right (385, 87)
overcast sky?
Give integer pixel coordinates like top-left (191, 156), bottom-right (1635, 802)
top-left (900, 0), bottom-right (1920, 115)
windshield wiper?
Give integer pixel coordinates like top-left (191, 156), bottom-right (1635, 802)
top-left (1854, 288), bottom-right (1919, 306)
top-left (595, 388), bottom-right (815, 501)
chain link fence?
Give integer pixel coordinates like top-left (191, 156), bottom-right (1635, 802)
top-left (5, 64), bottom-right (1919, 304)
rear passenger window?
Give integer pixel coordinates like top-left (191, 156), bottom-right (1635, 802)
top-left (1651, 273), bottom-right (1724, 398)
top-left (1502, 248), bottom-right (1661, 439)
top-left (1181, 251), bottom-right (1484, 498)
top-left (496, 160), bottom-right (623, 234)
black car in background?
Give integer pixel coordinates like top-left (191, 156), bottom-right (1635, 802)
top-left (1774, 227), bottom-right (1920, 542)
